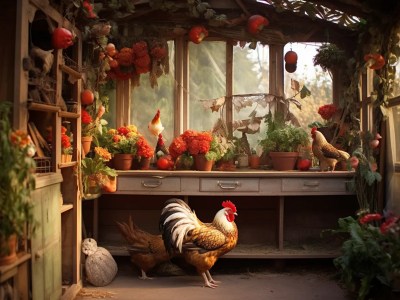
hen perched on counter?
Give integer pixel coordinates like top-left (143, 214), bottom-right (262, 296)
top-left (311, 127), bottom-right (350, 171)
top-left (159, 198), bottom-right (238, 288)
top-left (116, 216), bottom-right (171, 279)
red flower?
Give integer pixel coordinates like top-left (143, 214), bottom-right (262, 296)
top-left (380, 216), bottom-right (399, 234)
top-left (318, 104), bottom-right (338, 121)
top-left (81, 108), bottom-right (93, 124)
top-left (117, 126), bottom-right (130, 136)
top-left (169, 136), bottom-right (188, 159)
top-left (359, 213), bottom-right (382, 224)
top-left (61, 134), bottom-right (71, 149)
top-left (136, 136), bottom-right (155, 158)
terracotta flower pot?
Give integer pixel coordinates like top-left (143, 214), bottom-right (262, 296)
top-left (0, 234), bottom-right (18, 266)
top-left (269, 152), bottom-right (299, 171)
top-left (81, 136), bottom-right (93, 156)
top-left (194, 154), bottom-right (214, 171)
top-left (113, 153), bottom-right (133, 170)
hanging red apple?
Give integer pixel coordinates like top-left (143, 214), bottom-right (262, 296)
top-left (188, 26), bottom-right (208, 44)
top-left (247, 15), bottom-right (269, 35)
top-left (52, 27), bottom-right (74, 49)
top-left (81, 89), bottom-right (94, 105)
top-left (364, 53), bottom-right (385, 70)
top-left (284, 50), bottom-right (298, 64)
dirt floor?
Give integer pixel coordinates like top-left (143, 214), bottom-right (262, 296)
top-left (74, 257), bottom-right (353, 300)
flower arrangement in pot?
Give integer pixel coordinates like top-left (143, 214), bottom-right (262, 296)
top-left (99, 125), bottom-right (140, 170)
top-left (0, 102), bottom-right (37, 264)
top-left (134, 135), bottom-right (155, 170)
top-left (169, 130), bottom-right (228, 171)
top-left (81, 146), bottom-right (117, 198)
top-left (81, 104), bottom-right (107, 156)
top-left (259, 112), bottom-right (309, 171)
top-left (61, 125), bottom-right (73, 163)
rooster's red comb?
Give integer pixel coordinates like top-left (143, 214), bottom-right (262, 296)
top-left (222, 200), bottom-right (237, 213)
top-left (311, 127), bottom-right (317, 134)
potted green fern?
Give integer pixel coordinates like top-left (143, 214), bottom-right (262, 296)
top-left (259, 112), bottom-right (309, 170)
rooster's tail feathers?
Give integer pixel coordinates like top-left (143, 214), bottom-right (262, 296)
top-left (160, 198), bottom-right (199, 253)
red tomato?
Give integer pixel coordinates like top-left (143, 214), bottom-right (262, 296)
top-left (297, 158), bottom-right (311, 171)
top-left (284, 51), bottom-right (298, 64)
top-left (157, 156), bottom-right (170, 170)
top-left (81, 89), bottom-right (94, 105)
top-left (247, 15), bottom-right (269, 35)
top-left (52, 28), bottom-right (74, 49)
top-left (188, 26), bottom-right (208, 44)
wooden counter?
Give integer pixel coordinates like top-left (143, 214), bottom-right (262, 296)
top-left (85, 170), bottom-right (357, 259)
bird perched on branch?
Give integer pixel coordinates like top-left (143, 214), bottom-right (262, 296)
top-left (159, 198), bottom-right (238, 288)
top-left (311, 127), bottom-right (350, 171)
top-left (116, 216), bottom-right (171, 280)
top-left (148, 109), bottom-right (164, 137)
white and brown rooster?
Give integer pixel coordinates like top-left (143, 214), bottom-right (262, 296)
top-left (311, 127), bottom-right (350, 171)
top-left (148, 109), bottom-right (164, 137)
top-left (159, 198), bottom-right (238, 288)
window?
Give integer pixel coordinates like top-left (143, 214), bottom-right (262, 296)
top-left (130, 41), bottom-right (175, 144)
top-left (283, 43), bottom-right (332, 132)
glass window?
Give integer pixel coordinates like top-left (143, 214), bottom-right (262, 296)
top-left (233, 42), bottom-right (270, 151)
top-left (393, 106), bottom-right (400, 162)
top-left (130, 41), bottom-right (175, 145)
top-left (188, 41), bottom-right (226, 130)
top-left (283, 43), bottom-right (332, 132)
top-left (392, 57), bottom-right (400, 98)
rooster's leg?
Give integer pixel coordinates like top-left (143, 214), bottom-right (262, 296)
top-left (206, 270), bottom-right (220, 284)
top-left (201, 272), bottom-right (218, 288)
top-left (139, 269), bottom-right (153, 280)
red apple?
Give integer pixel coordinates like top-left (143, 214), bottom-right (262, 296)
top-left (297, 158), bottom-right (311, 171)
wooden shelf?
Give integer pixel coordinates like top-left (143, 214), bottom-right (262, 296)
top-left (28, 102), bottom-right (60, 112)
top-left (58, 111), bottom-right (80, 119)
top-left (58, 161), bottom-right (77, 169)
top-left (101, 243), bottom-right (341, 259)
top-left (61, 204), bottom-right (73, 214)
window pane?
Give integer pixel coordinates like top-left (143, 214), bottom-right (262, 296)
top-left (392, 58), bottom-right (400, 98)
top-left (130, 41), bottom-right (175, 145)
top-left (393, 106), bottom-right (400, 161)
top-left (233, 42), bottom-right (269, 151)
top-left (283, 43), bottom-right (332, 132)
top-left (188, 41), bottom-right (226, 130)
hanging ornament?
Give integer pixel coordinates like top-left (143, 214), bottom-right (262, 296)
top-left (285, 63), bottom-right (297, 73)
top-left (284, 50), bottom-right (298, 64)
top-left (247, 15), bottom-right (269, 35)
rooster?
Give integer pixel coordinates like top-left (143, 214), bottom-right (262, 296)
top-left (159, 198), bottom-right (238, 288)
top-left (311, 127), bottom-right (350, 171)
top-left (148, 109), bottom-right (164, 137)
top-left (116, 216), bottom-right (171, 280)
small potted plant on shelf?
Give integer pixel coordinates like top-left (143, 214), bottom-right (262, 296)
top-left (259, 112), bottom-right (309, 171)
top-left (61, 125), bottom-right (73, 163)
top-left (134, 135), bottom-right (155, 170)
top-left (0, 102), bottom-right (37, 265)
top-left (81, 146), bottom-right (117, 199)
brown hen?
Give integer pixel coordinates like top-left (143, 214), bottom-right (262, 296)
top-left (116, 216), bottom-right (171, 279)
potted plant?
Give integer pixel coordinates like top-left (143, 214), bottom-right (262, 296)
top-left (313, 43), bottom-right (346, 77)
top-left (81, 146), bottom-right (117, 199)
top-left (329, 213), bottom-right (400, 300)
top-left (0, 102), bottom-right (37, 265)
top-left (259, 112), bottom-right (309, 170)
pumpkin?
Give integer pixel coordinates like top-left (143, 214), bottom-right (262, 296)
top-left (284, 50), bottom-right (298, 64)
top-left (364, 53), bottom-right (385, 70)
top-left (52, 28), bottom-right (74, 49)
top-left (247, 15), bottom-right (269, 35)
top-left (82, 238), bottom-right (118, 287)
top-left (188, 26), bottom-right (208, 44)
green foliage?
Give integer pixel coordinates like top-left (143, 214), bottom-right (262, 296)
top-left (331, 215), bottom-right (400, 300)
top-left (0, 102), bottom-right (36, 241)
top-left (313, 44), bottom-right (346, 73)
top-left (259, 112), bottom-right (309, 153)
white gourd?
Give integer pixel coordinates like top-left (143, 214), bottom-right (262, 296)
top-left (82, 238), bottom-right (118, 286)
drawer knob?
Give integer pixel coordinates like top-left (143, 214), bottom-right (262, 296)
top-left (141, 180), bottom-right (162, 188)
top-left (217, 181), bottom-right (240, 190)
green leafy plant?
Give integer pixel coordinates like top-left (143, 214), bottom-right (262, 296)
top-left (259, 112), bottom-right (309, 153)
top-left (0, 102), bottom-right (37, 245)
top-left (81, 146), bottom-right (117, 196)
top-left (313, 43), bottom-right (346, 74)
top-left (331, 213), bottom-right (400, 300)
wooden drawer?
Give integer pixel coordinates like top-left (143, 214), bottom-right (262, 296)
top-left (281, 178), bottom-right (349, 193)
top-left (200, 178), bottom-right (259, 192)
top-left (118, 176), bottom-right (181, 192)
